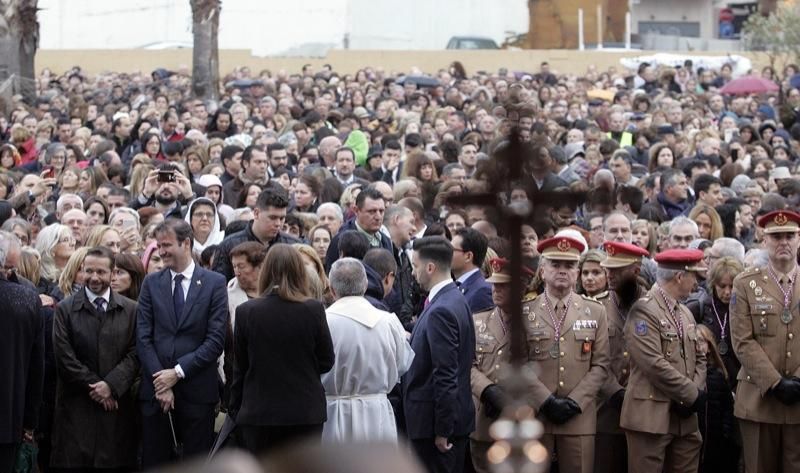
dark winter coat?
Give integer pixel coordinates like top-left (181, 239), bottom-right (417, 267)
top-left (50, 289), bottom-right (140, 469)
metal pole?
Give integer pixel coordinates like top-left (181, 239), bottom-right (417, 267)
top-left (597, 4), bottom-right (603, 50)
top-left (578, 9), bottom-right (585, 51)
top-left (625, 11), bottom-right (631, 50)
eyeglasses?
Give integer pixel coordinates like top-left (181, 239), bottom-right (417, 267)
top-left (192, 212), bottom-right (215, 220)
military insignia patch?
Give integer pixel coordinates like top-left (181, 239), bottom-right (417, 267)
top-left (635, 320), bottom-right (647, 336)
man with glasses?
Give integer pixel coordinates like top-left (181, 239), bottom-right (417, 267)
top-left (705, 237), bottom-right (745, 270)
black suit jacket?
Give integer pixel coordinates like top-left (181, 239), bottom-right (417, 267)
top-left (230, 294), bottom-right (334, 426)
top-left (136, 266), bottom-right (228, 409)
top-left (403, 282), bottom-right (475, 439)
top-left (0, 278), bottom-right (44, 443)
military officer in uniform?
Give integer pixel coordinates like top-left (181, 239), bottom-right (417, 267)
top-left (526, 236), bottom-right (610, 473)
top-left (621, 249), bottom-right (707, 473)
top-left (469, 258), bottom-right (535, 473)
top-left (731, 209), bottom-right (800, 473)
top-left (594, 241), bottom-right (651, 473)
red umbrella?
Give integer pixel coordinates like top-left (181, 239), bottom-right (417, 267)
top-left (720, 75), bottom-right (779, 95)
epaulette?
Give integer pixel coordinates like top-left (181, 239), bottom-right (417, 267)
top-left (594, 290), bottom-right (610, 300)
top-left (738, 266), bottom-right (761, 278)
top-left (522, 292), bottom-right (538, 302)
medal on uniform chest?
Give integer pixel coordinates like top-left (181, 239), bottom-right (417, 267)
top-left (543, 292), bottom-right (572, 360)
top-left (767, 264), bottom-right (796, 325)
top-left (711, 298), bottom-right (730, 356)
top-left (549, 341), bottom-right (560, 359)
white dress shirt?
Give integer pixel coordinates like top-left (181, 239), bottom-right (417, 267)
top-left (426, 277), bottom-right (453, 304)
top-left (169, 260), bottom-right (195, 378)
top-left (85, 287), bottom-right (111, 311)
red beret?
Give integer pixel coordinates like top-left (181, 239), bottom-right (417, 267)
top-left (757, 210), bottom-right (800, 234)
top-left (537, 236), bottom-right (585, 261)
top-left (601, 241), bottom-right (650, 268)
top-left (654, 249), bottom-right (705, 272)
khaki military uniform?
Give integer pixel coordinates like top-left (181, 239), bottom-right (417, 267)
top-left (621, 284), bottom-right (707, 473)
top-left (525, 292), bottom-right (610, 473)
top-left (470, 305), bottom-right (513, 473)
top-left (594, 289), bottom-right (639, 473)
top-left (731, 266), bottom-right (800, 473)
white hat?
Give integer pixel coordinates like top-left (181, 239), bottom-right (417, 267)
top-left (196, 174), bottom-right (223, 189)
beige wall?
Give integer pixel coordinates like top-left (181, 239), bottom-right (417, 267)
top-left (35, 48), bottom-right (772, 77)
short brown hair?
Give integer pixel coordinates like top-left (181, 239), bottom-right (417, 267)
top-left (257, 243), bottom-right (310, 302)
top-left (230, 241), bottom-right (267, 267)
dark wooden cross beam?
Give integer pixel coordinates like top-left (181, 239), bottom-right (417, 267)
top-left (447, 127), bottom-right (586, 471)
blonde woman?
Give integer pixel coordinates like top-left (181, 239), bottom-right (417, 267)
top-left (57, 247), bottom-right (90, 298)
top-left (35, 223), bottom-right (75, 294)
top-left (631, 219), bottom-right (658, 255)
top-left (84, 225), bottom-right (123, 256)
top-left (128, 163), bottom-right (154, 200)
top-left (688, 204), bottom-right (724, 241)
top-left (293, 243), bottom-right (334, 305)
top-left (18, 247), bottom-right (42, 286)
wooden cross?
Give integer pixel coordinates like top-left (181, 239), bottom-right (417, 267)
top-left (447, 126), bottom-right (585, 472)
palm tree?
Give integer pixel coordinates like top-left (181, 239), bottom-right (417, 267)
top-left (190, 0), bottom-right (221, 101)
top-left (0, 0), bottom-right (38, 104)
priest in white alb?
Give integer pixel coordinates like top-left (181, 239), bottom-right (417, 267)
top-left (321, 258), bottom-right (414, 442)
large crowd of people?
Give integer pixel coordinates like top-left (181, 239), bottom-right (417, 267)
top-left (2, 56), bottom-right (800, 473)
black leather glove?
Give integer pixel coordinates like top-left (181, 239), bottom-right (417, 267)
top-left (540, 395), bottom-right (582, 425)
top-left (671, 389), bottom-right (706, 418)
top-left (480, 385), bottom-right (509, 420)
top-left (608, 389), bottom-right (625, 410)
top-left (690, 389), bottom-right (707, 411)
top-left (772, 377), bottom-right (800, 405)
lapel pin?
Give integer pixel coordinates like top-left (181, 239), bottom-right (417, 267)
top-left (196, 280), bottom-right (202, 286)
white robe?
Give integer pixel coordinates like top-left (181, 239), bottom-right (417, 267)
top-left (321, 296), bottom-right (414, 443)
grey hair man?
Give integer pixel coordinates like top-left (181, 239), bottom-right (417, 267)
top-left (0, 230), bottom-right (44, 472)
top-left (316, 202), bottom-right (344, 235)
top-left (669, 217), bottom-right (699, 250)
top-left (706, 237), bottom-right (745, 269)
top-left (321, 257), bottom-right (414, 443)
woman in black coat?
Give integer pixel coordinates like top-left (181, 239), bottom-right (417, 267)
top-left (229, 243), bottom-right (334, 455)
top-left (696, 324), bottom-right (741, 473)
top-left (688, 257), bottom-right (742, 391)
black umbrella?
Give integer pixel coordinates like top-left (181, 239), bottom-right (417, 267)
top-left (395, 75), bottom-right (440, 88)
top-left (168, 412), bottom-right (184, 460)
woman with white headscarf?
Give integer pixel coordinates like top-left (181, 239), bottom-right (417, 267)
top-left (185, 197), bottom-right (225, 256)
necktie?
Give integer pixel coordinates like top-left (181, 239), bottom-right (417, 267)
top-left (424, 297), bottom-right (431, 309)
top-left (94, 297), bottom-right (106, 315)
top-left (173, 274), bottom-right (185, 321)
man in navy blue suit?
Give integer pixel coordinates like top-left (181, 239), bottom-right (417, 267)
top-left (451, 228), bottom-right (494, 314)
top-left (136, 218), bottom-right (228, 468)
top-left (404, 236), bottom-right (475, 473)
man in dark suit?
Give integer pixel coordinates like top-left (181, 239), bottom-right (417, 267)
top-left (136, 218), bottom-right (228, 468)
top-left (370, 139), bottom-right (403, 185)
top-left (451, 228), bottom-right (493, 314)
top-left (404, 236), bottom-right (475, 473)
top-left (0, 231), bottom-right (44, 472)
